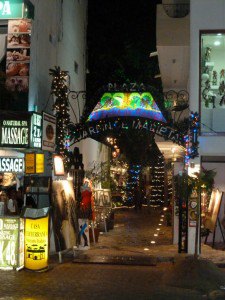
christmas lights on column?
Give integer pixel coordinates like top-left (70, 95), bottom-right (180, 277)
top-left (150, 154), bottom-right (165, 206)
top-left (49, 66), bottom-right (70, 170)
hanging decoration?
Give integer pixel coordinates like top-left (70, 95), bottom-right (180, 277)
top-left (49, 66), bottom-right (71, 170)
top-left (126, 164), bottom-right (141, 203)
top-left (149, 154), bottom-right (165, 206)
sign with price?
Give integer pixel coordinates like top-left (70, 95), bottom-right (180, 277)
top-left (0, 218), bottom-right (22, 269)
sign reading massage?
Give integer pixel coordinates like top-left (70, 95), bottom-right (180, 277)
top-left (0, 157), bottom-right (24, 173)
top-left (0, 112), bottom-right (44, 149)
top-left (0, 0), bottom-right (24, 19)
top-left (0, 117), bottom-right (29, 148)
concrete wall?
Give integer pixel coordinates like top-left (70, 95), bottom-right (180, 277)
top-left (157, 5), bottom-right (189, 46)
top-left (29, 0), bottom-right (87, 115)
top-left (28, 0), bottom-right (106, 173)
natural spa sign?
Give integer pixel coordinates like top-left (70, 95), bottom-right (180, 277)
top-left (0, 118), bottom-right (29, 148)
top-left (0, 0), bottom-right (24, 19)
top-left (0, 112), bottom-right (45, 149)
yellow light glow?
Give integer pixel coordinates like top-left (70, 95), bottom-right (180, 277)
top-left (25, 217), bottom-right (49, 271)
top-left (156, 228), bottom-right (160, 231)
top-left (53, 155), bottom-right (64, 175)
top-left (144, 248), bottom-right (149, 251)
top-left (151, 241), bottom-right (156, 244)
top-left (163, 207), bottom-right (168, 211)
top-left (159, 223), bottom-right (162, 226)
top-left (154, 234), bottom-right (158, 237)
top-left (67, 173), bottom-right (73, 181)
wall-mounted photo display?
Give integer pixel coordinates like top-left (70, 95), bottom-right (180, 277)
top-left (6, 62), bottom-right (29, 77)
top-left (7, 33), bottom-right (30, 48)
top-left (5, 76), bottom-right (29, 93)
top-left (6, 19), bottom-right (31, 94)
top-left (6, 49), bottom-right (30, 62)
top-left (8, 19), bottom-right (31, 34)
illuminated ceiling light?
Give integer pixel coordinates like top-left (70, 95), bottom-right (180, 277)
top-left (161, 215), bottom-right (164, 217)
top-left (159, 223), bottom-right (162, 226)
top-left (151, 241), bottom-right (156, 244)
top-left (217, 33), bottom-right (222, 36)
top-left (156, 228), bottom-right (160, 231)
top-left (144, 248), bottom-right (150, 251)
top-left (214, 40), bottom-right (221, 46)
top-left (154, 234), bottom-right (158, 237)
top-left (163, 207), bottom-right (168, 211)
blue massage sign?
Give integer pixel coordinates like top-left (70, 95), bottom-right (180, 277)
top-left (0, 0), bottom-right (24, 19)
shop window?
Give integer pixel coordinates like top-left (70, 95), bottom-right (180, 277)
top-left (200, 32), bottom-right (225, 134)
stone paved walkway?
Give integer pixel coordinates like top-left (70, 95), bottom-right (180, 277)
top-left (73, 206), bottom-right (225, 266)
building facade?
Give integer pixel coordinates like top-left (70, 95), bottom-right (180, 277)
top-left (157, 0), bottom-right (225, 253)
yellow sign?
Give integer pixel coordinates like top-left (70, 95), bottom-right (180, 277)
top-left (25, 153), bottom-right (44, 174)
top-left (24, 217), bottom-right (49, 271)
top-left (25, 153), bottom-right (35, 174)
top-left (36, 154), bottom-right (44, 174)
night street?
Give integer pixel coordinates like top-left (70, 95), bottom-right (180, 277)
top-left (1, 0), bottom-right (225, 299)
top-left (0, 207), bottom-right (225, 299)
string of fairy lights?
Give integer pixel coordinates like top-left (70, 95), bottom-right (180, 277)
top-left (149, 154), bottom-right (165, 206)
top-left (49, 66), bottom-right (71, 170)
top-left (184, 112), bottom-right (200, 167)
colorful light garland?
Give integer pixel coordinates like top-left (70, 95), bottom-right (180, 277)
top-left (184, 111), bottom-right (199, 167)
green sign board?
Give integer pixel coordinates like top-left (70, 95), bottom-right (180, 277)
top-left (0, 0), bottom-right (24, 19)
top-left (30, 113), bottom-right (42, 149)
top-left (0, 218), bottom-right (19, 269)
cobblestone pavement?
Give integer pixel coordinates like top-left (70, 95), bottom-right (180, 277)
top-left (0, 207), bottom-right (225, 299)
top-left (0, 262), bottom-right (206, 300)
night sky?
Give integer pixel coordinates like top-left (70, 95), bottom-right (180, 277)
top-left (86, 0), bottom-right (162, 113)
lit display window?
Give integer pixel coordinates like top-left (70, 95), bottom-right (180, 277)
top-left (200, 32), bottom-right (225, 134)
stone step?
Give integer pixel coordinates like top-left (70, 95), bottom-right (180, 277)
top-left (73, 255), bottom-right (159, 266)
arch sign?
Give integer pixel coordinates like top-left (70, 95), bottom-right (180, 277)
top-left (68, 86), bottom-right (186, 147)
top-left (68, 117), bottom-right (185, 146)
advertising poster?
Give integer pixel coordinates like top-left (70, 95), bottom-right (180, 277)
top-left (0, 218), bottom-right (20, 269)
top-left (51, 180), bottom-right (77, 252)
top-left (204, 189), bottom-right (223, 232)
top-left (6, 19), bottom-right (31, 93)
top-left (42, 112), bottom-right (56, 152)
top-left (24, 217), bottom-right (49, 271)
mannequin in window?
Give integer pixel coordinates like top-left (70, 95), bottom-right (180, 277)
top-left (80, 179), bottom-right (93, 220)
